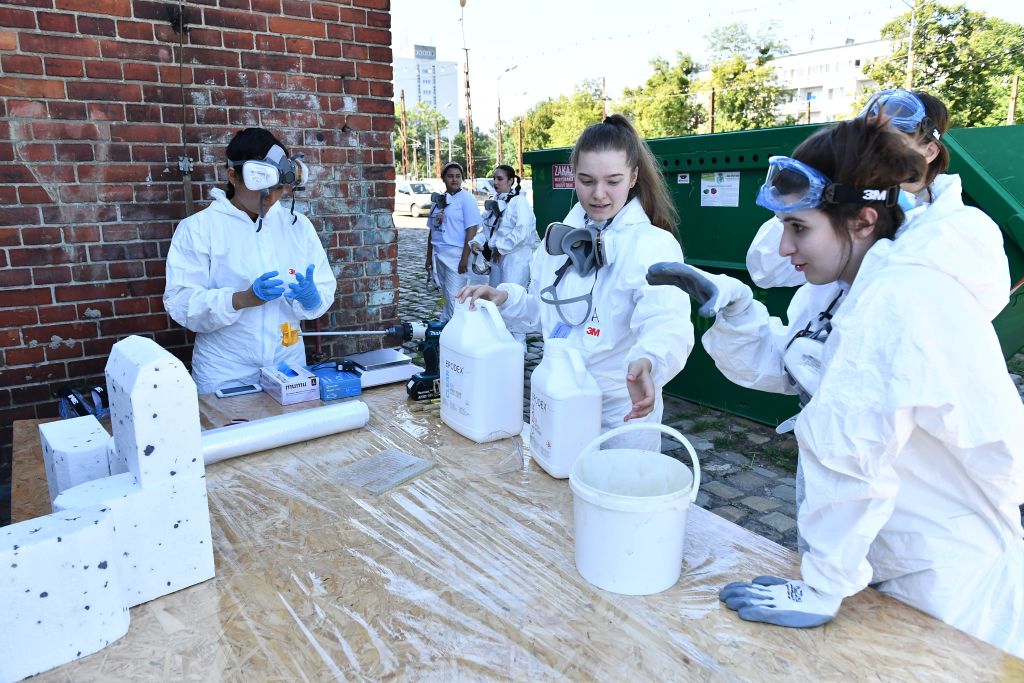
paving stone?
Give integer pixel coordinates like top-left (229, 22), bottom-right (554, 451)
top-left (745, 433), bottom-right (770, 445)
top-left (694, 490), bottom-right (711, 508)
top-left (711, 506), bottom-right (747, 524)
top-left (702, 481), bottom-right (744, 500)
top-left (770, 484), bottom-right (797, 501)
top-left (685, 436), bottom-right (714, 452)
top-left (717, 451), bottom-right (751, 467)
top-left (751, 465), bottom-right (782, 479)
top-left (777, 477), bottom-right (797, 488)
top-left (740, 496), bottom-right (781, 513)
top-left (728, 424), bottom-right (747, 433)
top-left (701, 462), bottom-right (733, 474)
top-left (759, 511), bottom-right (797, 533)
top-left (725, 470), bottom-right (771, 490)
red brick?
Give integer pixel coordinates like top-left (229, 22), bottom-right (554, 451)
top-left (145, 259), bottom-right (165, 277)
top-left (302, 56), bottom-right (355, 78)
top-left (356, 61), bottom-right (391, 81)
top-left (47, 101), bottom-right (87, 119)
top-left (282, 0), bottom-right (309, 17)
top-left (23, 322), bottom-right (100, 346)
top-left (83, 336), bottom-right (117, 357)
top-left (251, 0), bottom-right (279, 12)
top-left (101, 313), bottom-right (168, 335)
top-left (77, 15), bottom-right (117, 36)
top-left (98, 39), bottom-right (172, 62)
top-left (125, 63), bottom-right (160, 81)
top-left (0, 6), bottom-right (36, 28)
top-left (54, 283), bottom-right (130, 303)
top-left (218, 0), bottom-right (249, 9)
top-left (223, 31), bottom-right (253, 50)
top-left (86, 102), bottom-right (125, 121)
top-left (39, 304), bottom-right (76, 322)
top-left (203, 8), bottom-right (267, 32)
top-left (59, 185), bottom-right (99, 203)
top-left (269, 16), bottom-right (327, 39)
top-left (315, 40), bottom-right (341, 58)
top-left (37, 12), bottom-right (76, 32)
top-left (2, 55), bottom-right (44, 75)
top-left (184, 46), bottom-right (240, 69)
top-left (354, 26), bottom-right (389, 45)
top-left (114, 297), bottom-right (150, 315)
top-left (7, 99), bottom-right (47, 117)
top-left (125, 103), bottom-right (160, 122)
top-left (58, 0), bottom-right (131, 16)
top-left (41, 205), bottom-right (117, 225)
top-left (369, 80), bottom-right (392, 98)
top-left (341, 42), bottom-right (367, 61)
top-left (21, 226), bottom-right (62, 245)
top-left (353, 0), bottom-right (387, 8)
top-left (285, 74), bottom-right (317, 91)
top-left (0, 207), bottom-right (42, 226)
top-left (62, 225), bottom-right (100, 242)
top-left (67, 357), bottom-right (106, 380)
top-left (44, 58), bottom-right (84, 78)
top-left (0, 268), bottom-right (32, 287)
top-left (98, 185), bottom-right (134, 202)
top-left (368, 45), bottom-right (390, 63)
top-left (312, 3), bottom-right (339, 21)
top-left (338, 7), bottom-right (365, 23)
top-left (193, 67), bottom-right (226, 86)
top-left (46, 341), bottom-right (86, 361)
top-left (55, 143), bottom-right (94, 162)
top-left (1, 288), bottom-right (53, 306)
top-left (108, 260), bottom-right (144, 279)
top-left (286, 36), bottom-right (314, 55)
top-left (20, 34), bottom-right (101, 57)
top-left (109, 123), bottom-right (180, 144)
top-left (0, 187), bottom-right (16, 205)
top-left (357, 97), bottom-right (394, 115)
top-left (0, 77), bottom-right (65, 99)
top-left (366, 9), bottom-right (389, 28)
top-left (317, 78), bottom-right (344, 94)
top-left (33, 266), bottom-right (72, 285)
top-left (77, 164), bottom-right (152, 183)
top-left (186, 27), bottom-right (222, 47)
top-left (117, 20), bottom-right (154, 41)
top-left (29, 164), bottom-right (76, 183)
top-left (127, 277), bottom-right (164, 296)
top-left (32, 121), bottom-right (99, 140)
top-left (158, 64), bottom-right (192, 84)
top-left (0, 30), bottom-right (15, 50)
top-left (66, 81), bottom-right (142, 102)
top-left (130, 145), bottom-right (166, 162)
top-left (4, 346), bottom-right (45, 365)
top-left (85, 60), bottom-right (122, 80)
top-left (342, 78), bottom-right (368, 95)
top-left (17, 143), bottom-right (55, 162)
top-left (326, 23), bottom-right (354, 41)
top-left (255, 34), bottom-right (285, 52)
top-left (71, 263), bottom-right (109, 281)
top-left (18, 186), bottom-right (55, 206)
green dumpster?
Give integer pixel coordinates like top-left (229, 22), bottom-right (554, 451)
top-left (524, 123), bottom-right (1024, 426)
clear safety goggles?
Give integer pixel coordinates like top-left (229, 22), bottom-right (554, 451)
top-left (755, 156), bottom-right (899, 213)
top-left (230, 145), bottom-right (308, 193)
top-left (859, 89), bottom-right (940, 141)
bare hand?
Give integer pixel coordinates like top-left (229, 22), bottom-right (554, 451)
top-left (456, 284), bottom-right (507, 308)
top-left (624, 358), bottom-right (655, 421)
top-left (492, 248), bottom-right (502, 263)
top-left (424, 255), bottom-right (432, 272)
top-left (457, 257), bottom-right (468, 274)
top-left (470, 242), bottom-right (481, 254)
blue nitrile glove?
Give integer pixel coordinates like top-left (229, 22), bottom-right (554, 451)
top-left (646, 262), bottom-right (752, 318)
top-left (252, 271), bottom-right (285, 301)
top-left (719, 575), bottom-right (841, 628)
top-left (285, 264), bottom-right (322, 310)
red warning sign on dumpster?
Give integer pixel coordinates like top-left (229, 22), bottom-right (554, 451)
top-left (552, 164), bottom-right (574, 189)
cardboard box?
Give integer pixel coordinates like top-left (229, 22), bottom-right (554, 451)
top-left (259, 365), bottom-right (320, 405)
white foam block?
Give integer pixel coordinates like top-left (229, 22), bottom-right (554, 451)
top-left (38, 415), bottom-right (111, 505)
top-left (0, 506), bottom-right (130, 682)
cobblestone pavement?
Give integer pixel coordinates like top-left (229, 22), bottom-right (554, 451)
top-left (394, 222), bottom-right (804, 550)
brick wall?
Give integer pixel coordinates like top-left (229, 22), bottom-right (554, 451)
top-left (0, 0), bottom-right (398, 523)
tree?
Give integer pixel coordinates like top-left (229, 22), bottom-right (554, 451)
top-left (392, 101), bottom-right (448, 178)
top-left (705, 21), bottom-right (789, 64)
top-left (862, 2), bottom-right (1024, 127)
top-left (618, 52), bottom-right (706, 138)
top-left (451, 121), bottom-right (495, 179)
top-left (516, 79), bottom-right (604, 153)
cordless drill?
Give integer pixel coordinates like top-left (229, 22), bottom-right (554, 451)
top-left (387, 320), bottom-right (446, 400)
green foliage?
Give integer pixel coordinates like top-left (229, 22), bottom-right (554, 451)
top-left (705, 21), bottom-right (789, 64)
top-left (705, 54), bottom-right (791, 132)
top-left (393, 101), bottom-right (449, 178)
top-left (862, 2), bottom-right (1024, 127)
top-left (451, 120), bottom-right (496, 179)
top-left (515, 79), bottom-right (604, 153)
top-left (619, 52), bottom-right (706, 138)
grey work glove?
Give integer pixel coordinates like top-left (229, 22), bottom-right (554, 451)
top-left (646, 262), bottom-right (753, 318)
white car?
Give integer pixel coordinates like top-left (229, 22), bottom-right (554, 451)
top-left (394, 181), bottom-right (435, 217)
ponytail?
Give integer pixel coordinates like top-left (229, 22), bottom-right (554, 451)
top-left (570, 114), bottom-right (678, 236)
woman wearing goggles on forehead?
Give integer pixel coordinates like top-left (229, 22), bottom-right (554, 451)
top-left (652, 117), bottom-right (1023, 656)
top-left (746, 89), bottom-right (1005, 292)
top-left (164, 127), bottom-right (336, 395)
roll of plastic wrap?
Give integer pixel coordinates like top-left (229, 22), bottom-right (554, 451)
top-left (202, 401), bottom-right (370, 466)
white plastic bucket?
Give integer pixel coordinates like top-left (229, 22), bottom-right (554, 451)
top-left (569, 423), bottom-right (701, 595)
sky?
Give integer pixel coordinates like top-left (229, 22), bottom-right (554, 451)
top-left (390, 0), bottom-right (1024, 128)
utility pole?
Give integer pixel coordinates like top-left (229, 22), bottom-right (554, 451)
top-left (434, 117), bottom-right (442, 177)
top-left (1008, 74), bottom-right (1019, 125)
top-left (601, 77), bottom-right (607, 120)
top-left (411, 140), bottom-right (420, 179)
top-left (497, 97), bottom-right (503, 166)
top-left (709, 87), bottom-right (716, 133)
top-left (463, 47), bottom-right (474, 182)
top-left (517, 118), bottom-right (523, 178)
top-left (806, 100), bottom-right (811, 124)
top-left (399, 90), bottom-right (409, 179)
top-left (904, 0), bottom-right (917, 90)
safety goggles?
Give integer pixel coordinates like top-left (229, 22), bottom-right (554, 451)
top-left (229, 145), bottom-right (308, 193)
top-left (859, 89), bottom-right (940, 141)
top-left (755, 156), bottom-right (899, 213)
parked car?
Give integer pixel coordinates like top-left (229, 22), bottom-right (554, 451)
top-left (394, 181), bottom-right (436, 217)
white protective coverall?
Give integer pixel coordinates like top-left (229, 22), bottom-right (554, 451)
top-left (471, 191), bottom-right (538, 289)
top-left (163, 188), bottom-right (336, 395)
top-left (497, 198), bottom-right (694, 451)
top-left (703, 178), bottom-right (1024, 656)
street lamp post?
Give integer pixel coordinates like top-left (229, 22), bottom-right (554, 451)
top-left (496, 64), bottom-right (518, 167)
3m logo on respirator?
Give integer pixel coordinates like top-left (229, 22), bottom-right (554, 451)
top-left (862, 189), bottom-right (888, 201)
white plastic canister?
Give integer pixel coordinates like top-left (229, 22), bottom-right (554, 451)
top-left (569, 423), bottom-right (701, 595)
top-left (440, 298), bottom-right (524, 443)
top-left (529, 338), bottom-right (601, 478)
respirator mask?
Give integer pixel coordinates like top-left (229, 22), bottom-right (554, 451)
top-left (539, 218), bottom-right (614, 327)
top-left (430, 192), bottom-right (448, 228)
top-left (782, 290), bottom-right (844, 407)
top-left (229, 144), bottom-right (309, 229)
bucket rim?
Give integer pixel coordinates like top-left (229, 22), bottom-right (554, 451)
top-left (569, 450), bottom-right (695, 511)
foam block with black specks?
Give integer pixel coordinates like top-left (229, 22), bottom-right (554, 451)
top-left (38, 415), bottom-right (111, 505)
